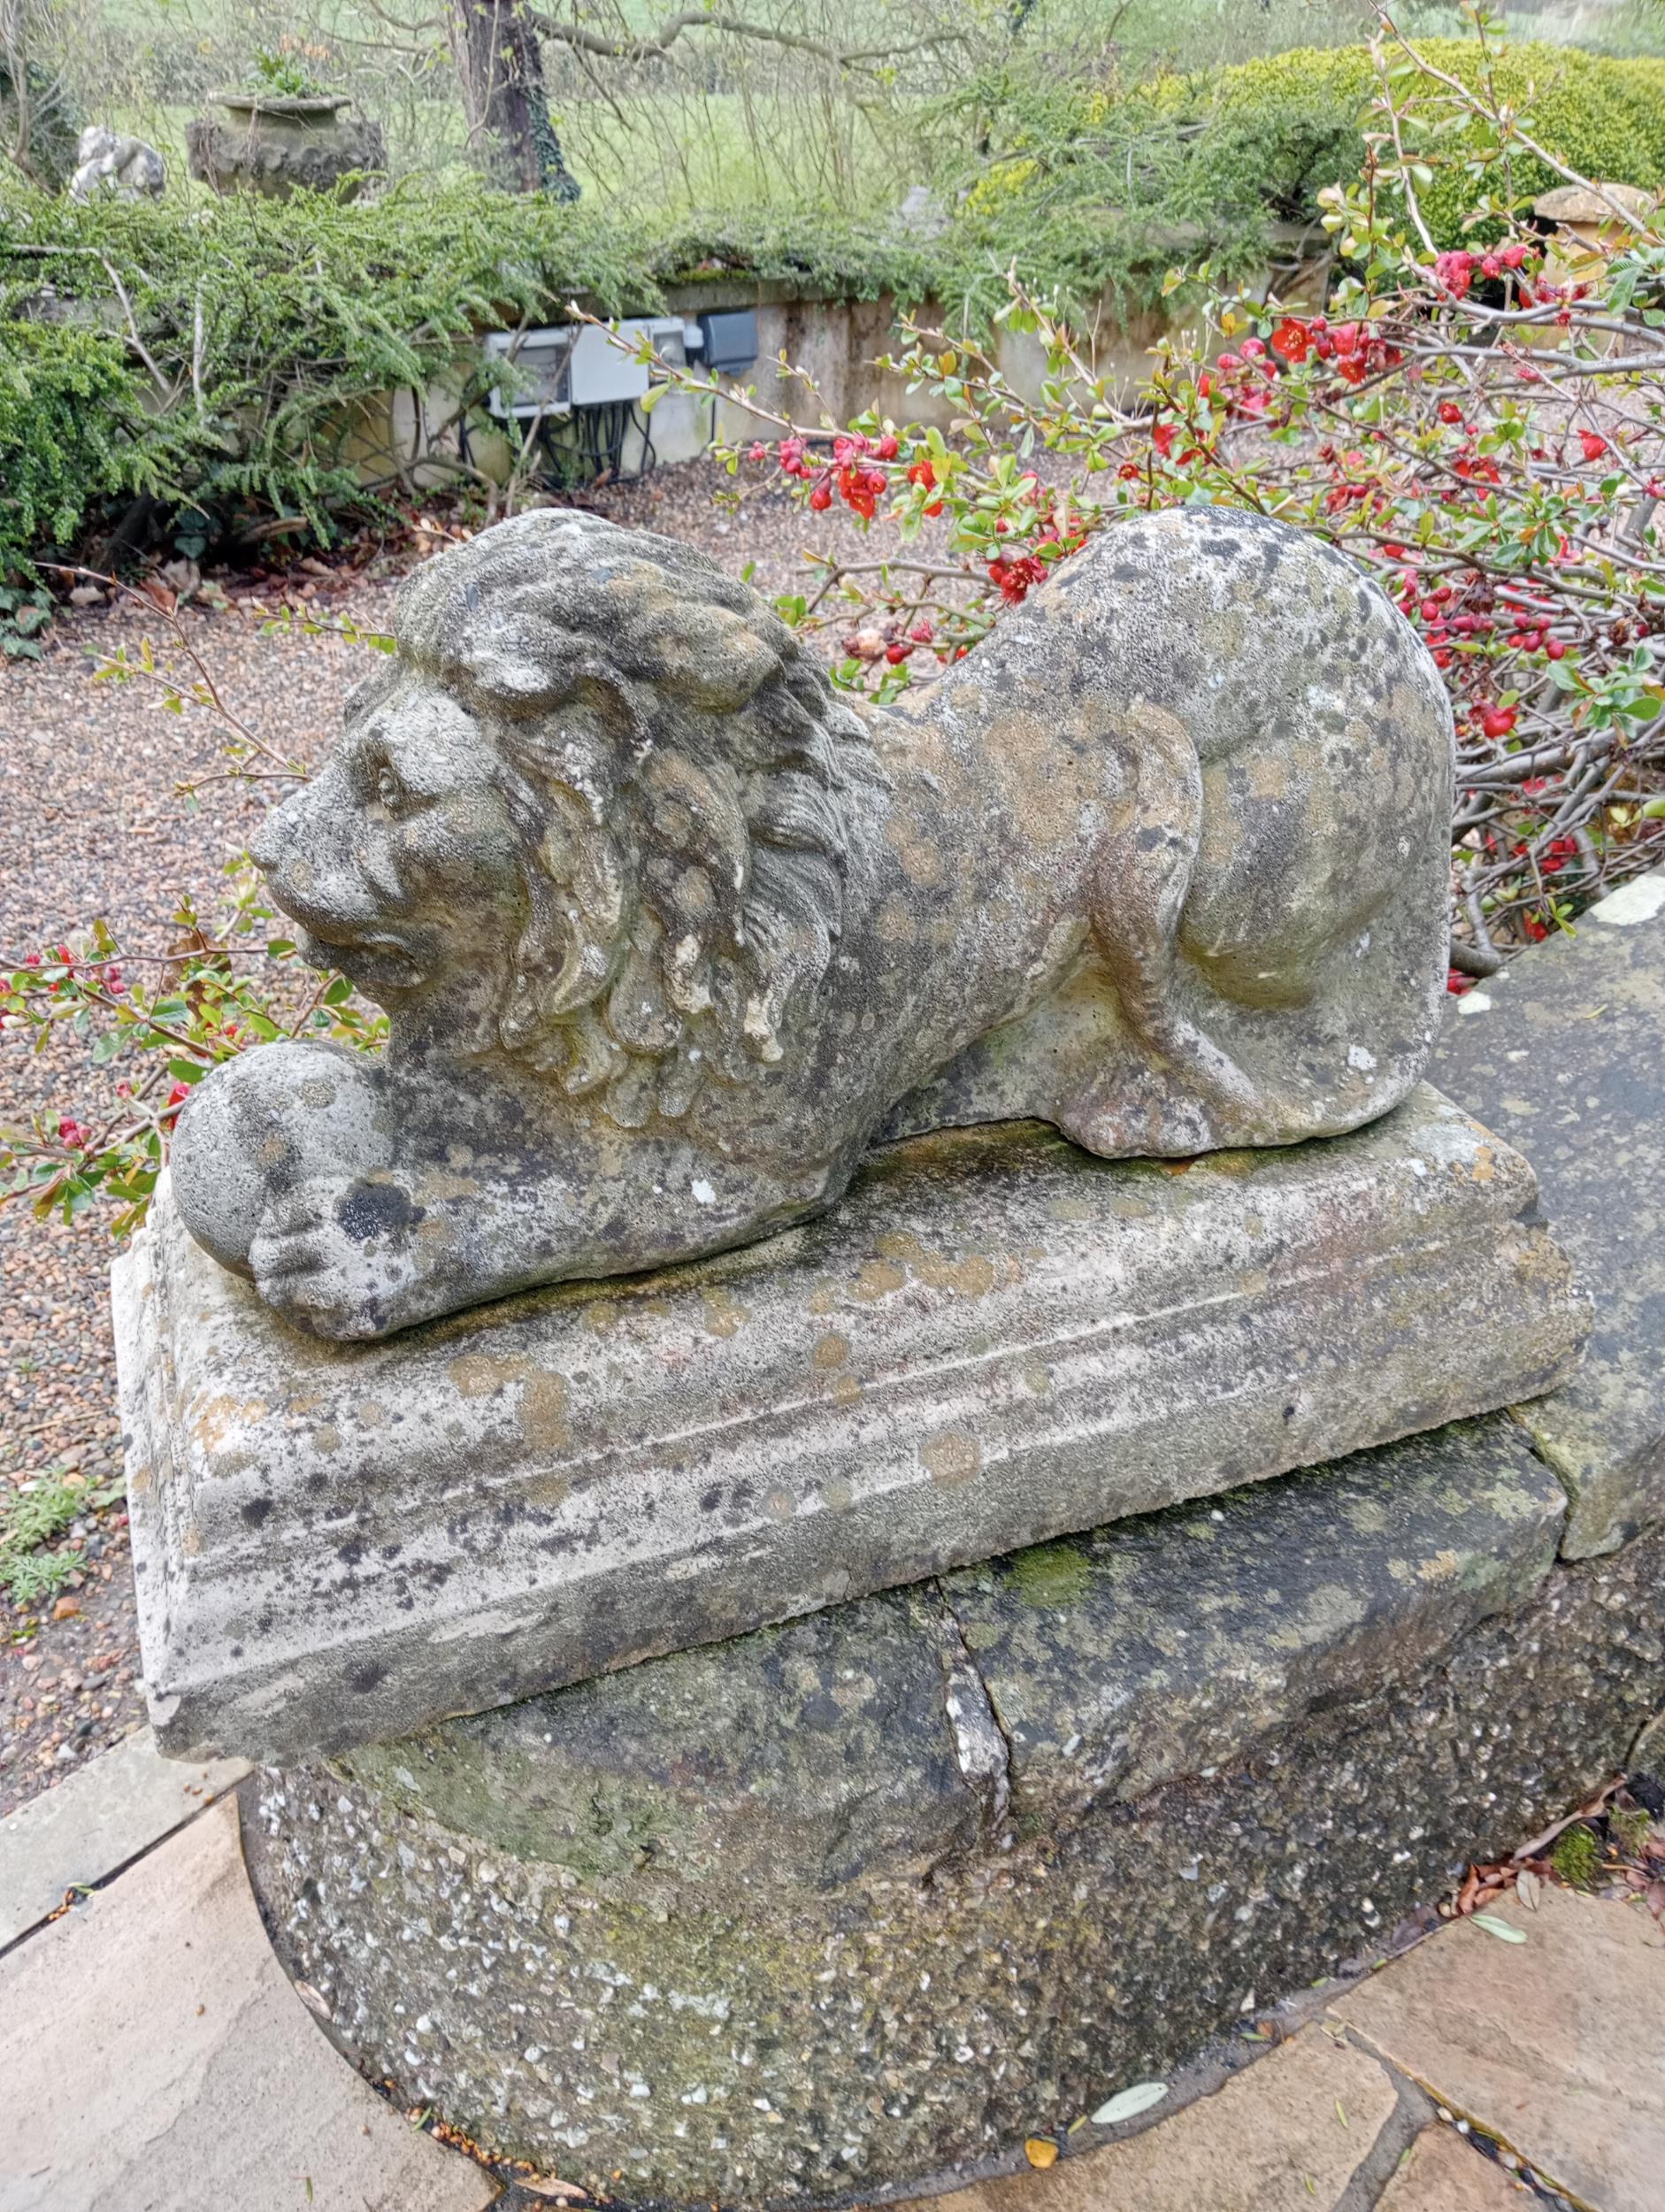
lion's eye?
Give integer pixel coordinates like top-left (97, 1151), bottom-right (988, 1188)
top-left (375, 765), bottom-right (403, 811)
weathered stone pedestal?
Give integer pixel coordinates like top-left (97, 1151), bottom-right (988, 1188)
top-left (119, 1086), bottom-right (1583, 1766)
top-left (238, 1418), bottom-right (1665, 2207)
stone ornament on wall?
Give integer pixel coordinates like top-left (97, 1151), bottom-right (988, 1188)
top-left (171, 506), bottom-right (1455, 1339)
top-left (69, 125), bottom-right (165, 201)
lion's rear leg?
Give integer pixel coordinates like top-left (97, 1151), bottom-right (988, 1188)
top-left (1057, 711), bottom-right (1262, 1157)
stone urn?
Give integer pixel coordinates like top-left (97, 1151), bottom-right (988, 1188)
top-left (186, 92), bottom-right (385, 200)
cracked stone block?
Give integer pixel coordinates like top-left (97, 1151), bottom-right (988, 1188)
top-left (0, 1796), bottom-right (493, 2212)
top-left (1333, 1883), bottom-right (1665, 2212)
top-left (938, 1417), bottom-right (1565, 1826)
top-left (240, 1423), bottom-right (1665, 2208)
top-left (914, 2027), bottom-right (1399, 2212)
top-left (1376, 2125), bottom-right (1534, 2211)
top-left (119, 1084), bottom-right (1584, 1763)
top-left (1434, 868), bottom-right (1665, 1556)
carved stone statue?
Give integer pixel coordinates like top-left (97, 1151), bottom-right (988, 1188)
top-left (69, 125), bottom-right (165, 200)
top-left (171, 506), bottom-right (1454, 1339)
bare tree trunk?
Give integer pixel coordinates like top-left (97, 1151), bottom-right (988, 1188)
top-left (448, 0), bottom-right (579, 199)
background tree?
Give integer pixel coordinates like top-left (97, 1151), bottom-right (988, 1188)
top-left (449, 0), bottom-right (579, 195)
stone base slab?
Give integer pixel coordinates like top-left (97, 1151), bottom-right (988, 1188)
top-left (238, 1414), bottom-right (1665, 2208)
top-left (1433, 866), bottom-right (1665, 1559)
top-left (119, 1086), bottom-right (1587, 1763)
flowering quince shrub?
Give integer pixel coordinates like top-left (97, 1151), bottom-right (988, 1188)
top-left (670, 12), bottom-right (1665, 991)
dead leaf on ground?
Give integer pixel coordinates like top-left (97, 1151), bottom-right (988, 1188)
top-left (1024, 2139), bottom-right (1059, 2170)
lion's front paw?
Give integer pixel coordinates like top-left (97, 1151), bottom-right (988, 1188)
top-left (249, 1178), bottom-right (422, 1341)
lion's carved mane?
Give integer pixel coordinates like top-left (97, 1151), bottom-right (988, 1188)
top-left (384, 512), bottom-right (886, 1129)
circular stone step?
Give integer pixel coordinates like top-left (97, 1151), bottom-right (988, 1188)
top-left (234, 1418), bottom-right (1665, 2208)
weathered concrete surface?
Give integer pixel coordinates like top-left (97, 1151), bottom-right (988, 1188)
top-left (171, 506), bottom-right (1454, 1340)
top-left (242, 1419), bottom-right (1665, 2208)
top-left (1434, 867), bottom-right (1665, 1557)
top-left (120, 1087), bottom-right (1586, 1765)
top-left (0, 1796), bottom-right (494, 2212)
top-left (915, 2029), bottom-right (1400, 2212)
top-left (1335, 1884), bottom-right (1665, 2212)
top-left (0, 1726), bottom-right (248, 1951)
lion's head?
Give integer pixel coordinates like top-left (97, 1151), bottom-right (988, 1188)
top-left (249, 511), bottom-right (883, 1127)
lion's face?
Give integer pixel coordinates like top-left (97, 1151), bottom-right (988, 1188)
top-left (249, 510), bottom-right (876, 1112)
top-left (251, 669), bottom-right (534, 1016)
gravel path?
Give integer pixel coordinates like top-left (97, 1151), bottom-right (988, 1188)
top-left (0, 464), bottom-right (897, 1813)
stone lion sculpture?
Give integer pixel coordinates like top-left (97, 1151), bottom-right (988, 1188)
top-left (171, 505), bottom-right (1453, 1339)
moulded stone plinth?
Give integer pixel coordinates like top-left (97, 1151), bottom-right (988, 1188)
top-left (238, 1417), bottom-right (1665, 2208)
top-left (118, 1085), bottom-right (1586, 1764)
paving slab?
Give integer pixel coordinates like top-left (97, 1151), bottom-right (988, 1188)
top-left (1331, 1884), bottom-right (1665, 2212)
top-left (1376, 2124), bottom-right (1534, 2208)
top-left (1434, 866), bottom-right (1665, 1555)
top-left (0, 1793), bottom-right (495, 2212)
top-left (902, 2028), bottom-right (1399, 2212)
top-left (0, 1727), bottom-right (248, 1951)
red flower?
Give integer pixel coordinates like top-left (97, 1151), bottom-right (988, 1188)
top-left (987, 555), bottom-right (1046, 607)
top-left (874, 434), bottom-right (900, 461)
top-left (885, 641), bottom-right (912, 664)
top-left (1438, 402), bottom-right (1463, 426)
top-left (1270, 318), bottom-right (1310, 364)
top-left (1435, 251), bottom-right (1475, 298)
top-left (1151, 422), bottom-right (1176, 458)
top-left (809, 479), bottom-right (832, 511)
top-left (1578, 430), bottom-right (1609, 463)
top-left (1479, 704), bottom-right (1517, 740)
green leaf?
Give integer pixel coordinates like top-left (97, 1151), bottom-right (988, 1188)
top-left (1470, 1912), bottom-right (1527, 1943)
top-left (1091, 2083), bottom-right (1168, 2127)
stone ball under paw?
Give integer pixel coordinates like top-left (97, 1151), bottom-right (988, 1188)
top-left (169, 1041), bottom-right (391, 1278)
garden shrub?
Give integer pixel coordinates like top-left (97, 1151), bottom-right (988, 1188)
top-left (1182, 42), bottom-right (1665, 243)
top-left (0, 176), bottom-right (936, 583)
top-left (948, 41), bottom-right (1665, 323)
top-left (0, 319), bottom-right (158, 580)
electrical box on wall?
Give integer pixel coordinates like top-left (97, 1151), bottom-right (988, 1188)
top-left (483, 319), bottom-right (689, 419)
top-left (698, 310), bottom-right (760, 377)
